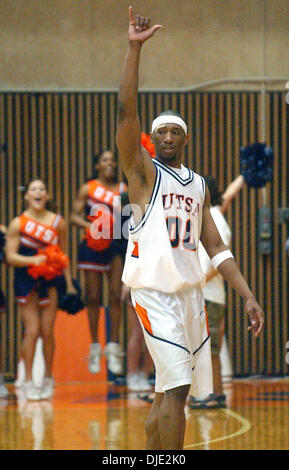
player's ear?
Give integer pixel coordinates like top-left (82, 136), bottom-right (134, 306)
top-left (184, 134), bottom-right (190, 146)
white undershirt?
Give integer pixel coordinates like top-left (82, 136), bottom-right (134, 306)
top-left (198, 206), bottom-right (231, 305)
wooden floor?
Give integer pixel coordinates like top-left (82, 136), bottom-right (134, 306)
top-left (0, 378), bottom-right (288, 450)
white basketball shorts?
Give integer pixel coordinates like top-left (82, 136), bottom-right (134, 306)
top-left (130, 285), bottom-right (213, 397)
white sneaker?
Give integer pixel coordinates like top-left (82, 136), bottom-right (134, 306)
top-left (104, 342), bottom-right (123, 375)
top-left (23, 381), bottom-right (41, 401)
top-left (14, 379), bottom-right (24, 389)
top-left (138, 372), bottom-right (151, 391)
top-left (127, 373), bottom-right (142, 391)
top-left (40, 378), bottom-right (54, 400)
top-left (89, 343), bottom-right (101, 374)
top-left (14, 359), bottom-right (25, 389)
top-left (0, 384), bottom-right (9, 398)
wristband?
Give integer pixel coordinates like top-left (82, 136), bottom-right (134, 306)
top-left (211, 250), bottom-right (234, 270)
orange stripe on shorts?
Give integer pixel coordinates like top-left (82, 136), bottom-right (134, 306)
top-left (204, 304), bottom-right (210, 336)
top-left (134, 302), bottom-right (153, 335)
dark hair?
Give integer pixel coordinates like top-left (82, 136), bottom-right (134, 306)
top-left (21, 179), bottom-right (57, 212)
top-left (88, 150), bottom-right (118, 183)
top-left (203, 176), bottom-right (224, 207)
top-left (158, 110), bottom-right (184, 120)
top-left (93, 150), bottom-right (113, 166)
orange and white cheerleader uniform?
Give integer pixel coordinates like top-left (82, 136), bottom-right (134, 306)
top-left (77, 179), bottom-right (127, 272)
top-left (14, 213), bottom-right (64, 306)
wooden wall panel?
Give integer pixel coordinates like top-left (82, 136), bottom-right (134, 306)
top-left (0, 91), bottom-right (288, 378)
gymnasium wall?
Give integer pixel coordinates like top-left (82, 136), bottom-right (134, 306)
top-left (0, 0), bottom-right (288, 91)
top-left (0, 90), bottom-right (288, 378)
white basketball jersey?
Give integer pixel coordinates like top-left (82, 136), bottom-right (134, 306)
top-left (122, 159), bottom-right (206, 293)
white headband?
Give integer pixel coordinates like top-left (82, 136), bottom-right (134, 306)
top-left (151, 115), bottom-right (187, 135)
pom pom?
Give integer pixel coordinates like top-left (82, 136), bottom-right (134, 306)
top-left (240, 142), bottom-right (274, 188)
top-left (141, 132), bottom-right (156, 158)
top-left (59, 294), bottom-right (84, 315)
top-left (58, 279), bottom-right (84, 315)
top-left (28, 245), bottom-right (69, 280)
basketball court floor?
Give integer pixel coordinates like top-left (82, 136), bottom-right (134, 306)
top-left (1, 309), bottom-right (288, 451)
top-left (0, 377), bottom-right (288, 450)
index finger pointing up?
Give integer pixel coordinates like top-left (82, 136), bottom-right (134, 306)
top-left (129, 6), bottom-right (135, 24)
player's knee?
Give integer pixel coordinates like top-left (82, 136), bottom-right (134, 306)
top-left (110, 288), bottom-right (120, 306)
top-left (24, 325), bottom-right (40, 340)
top-left (86, 290), bottom-right (100, 305)
top-left (40, 327), bottom-right (54, 342)
top-left (146, 413), bottom-right (158, 436)
top-left (165, 384), bottom-right (190, 405)
top-left (211, 342), bottom-right (221, 355)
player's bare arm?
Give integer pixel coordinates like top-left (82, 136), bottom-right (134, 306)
top-left (201, 186), bottom-right (264, 337)
top-left (220, 174), bottom-right (245, 214)
top-left (116, 7), bottom-right (162, 216)
top-left (58, 219), bottom-right (77, 294)
top-left (70, 184), bottom-right (90, 230)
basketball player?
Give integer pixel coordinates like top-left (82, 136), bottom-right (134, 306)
top-left (6, 179), bottom-right (76, 401)
top-left (116, 8), bottom-right (264, 450)
top-left (71, 150), bottom-right (127, 375)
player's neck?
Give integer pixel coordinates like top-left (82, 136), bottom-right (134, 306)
top-left (155, 155), bottom-right (183, 169)
top-left (25, 207), bottom-right (48, 221)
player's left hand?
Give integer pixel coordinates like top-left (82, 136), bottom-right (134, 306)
top-left (245, 297), bottom-right (264, 337)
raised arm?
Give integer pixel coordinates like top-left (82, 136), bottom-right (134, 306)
top-left (116, 7), bottom-right (162, 208)
top-left (220, 175), bottom-right (245, 214)
top-left (201, 186), bottom-right (264, 337)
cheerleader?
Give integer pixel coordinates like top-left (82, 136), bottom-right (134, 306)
top-left (6, 179), bottom-right (76, 401)
top-left (71, 150), bottom-right (127, 375)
